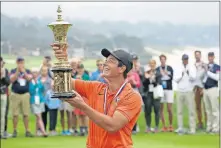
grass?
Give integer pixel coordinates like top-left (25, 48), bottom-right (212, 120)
top-left (1, 54), bottom-right (219, 148)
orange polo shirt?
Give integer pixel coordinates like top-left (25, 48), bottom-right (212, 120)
top-left (74, 79), bottom-right (142, 148)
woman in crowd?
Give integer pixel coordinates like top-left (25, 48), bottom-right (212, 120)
top-left (39, 66), bottom-right (52, 133)
top-left (45, 81), bottom-right (61, 136)
top-left (142, 59), bottom-right (161, 133)
top-left (73, 64), bottom-right (89, 136)
top-left (29, 68), bottom-right (47, 137)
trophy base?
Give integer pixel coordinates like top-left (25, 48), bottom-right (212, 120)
top-left (51, 92), bottom-right (76, 99)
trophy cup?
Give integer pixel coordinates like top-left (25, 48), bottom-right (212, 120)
top-left (48, 5), bottom-right (75, 98)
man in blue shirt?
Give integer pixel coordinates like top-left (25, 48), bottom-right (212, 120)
top-left (203, 52), bottom-right (220, 134)
top-left (90, 59), bottom-right (105, 83)
top-left (10, 57), bottom-right (34, 137)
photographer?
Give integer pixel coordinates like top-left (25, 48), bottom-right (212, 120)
top-left (0, 57), bottom-right (10, 139)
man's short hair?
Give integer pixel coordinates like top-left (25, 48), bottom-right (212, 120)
top-left (96, 59), bottom-right (104, 63)
top-left (159, 54), bottom-right (167, 60)
top-left (194, 50), bottom-right (201, 54)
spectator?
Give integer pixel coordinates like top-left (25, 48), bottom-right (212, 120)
top-left (10, 57), bottom-right (33, 138)
top-left (193, 50), bottom-right (207, 130)
top-left (156, 55), bottom-right (174, 132)
top-left (142, 60), bottom-right (161, 133)
top-left (29, 68), bottom-right (47, 137)
top-left (0, 57), bottom-right (10, 139)
top-left (73, 64), bottom-right (89, 136)
top-left (203, 52), bottom-right (220, 134)
top-left (70, 58), bottom-right (80, 135)
top-left (59, 99), bottom-right (74, 135)
top-left (127, 61), bottom-right (141, 134)
top-left (45, 81), bottom-right (61, 136)
top-left (70, 58), bottom-right (80, 77)
top-left (40, 56), bottom-right (53, 79)
top-left (4, 87), bottom-right (11, 138)
top-left (90, 59), bottom-right (105, 83)
top-left (38, 66), bottom-right (52, 134)
top-left (174, 54), bottom-right (196, 134)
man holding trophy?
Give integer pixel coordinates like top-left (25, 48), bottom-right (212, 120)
top-left (49, 6), bottom-right (142, 148)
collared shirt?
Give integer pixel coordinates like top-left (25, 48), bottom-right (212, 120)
top-left (10, 68), bottom-right (31, 94)
top-left (194, 61), bottom-right (206, 88)
top-left (74, 80), bottom-right (142, 148)
top-left (156, 65), bottom-right (173, 90)
top-left (204, 63), bottom-right (220, 89)
top-left (45, 90), bottom-right (61, 109)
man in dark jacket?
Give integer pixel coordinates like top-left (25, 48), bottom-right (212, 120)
top-left (0, 57), bottom-right (10, 139)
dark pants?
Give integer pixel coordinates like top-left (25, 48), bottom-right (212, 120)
top-left (132, 123), bottom-right (137, 131)
top-left (143, 92), bottom-right (160, 128)
top-left (41, 105), bottom-right (49, 131)
top-left (4, 97), bottom-right (9, 132)
top-left (49, 109), bottom-right (58, 131)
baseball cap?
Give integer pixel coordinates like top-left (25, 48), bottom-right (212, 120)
top-left (16, 56), bottom-right (24, 62)
top-left (101, 48), bottom-right (133, 73)
top-left (208, 52), bottom-right (214, 56)
top-left (132, 54), bottom-right (138, 60)
top-left (44, 56), bottom-right (51, 60)
top-left (182, 54), bottom-right (189, 60)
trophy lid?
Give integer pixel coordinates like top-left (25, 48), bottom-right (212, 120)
top-left (48, 5), bottom-right (72, 27)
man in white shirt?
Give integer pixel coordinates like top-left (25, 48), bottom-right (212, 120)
top-left (193, 50), bottom-right (207, 130)
top-left (174, 54), bottom-right (196, 134)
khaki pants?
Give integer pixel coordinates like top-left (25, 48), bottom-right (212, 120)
top-left (11, 93), bottom-right (30, 116)
top-left (177, 91), bottom-right (196, 132)
top-left (1, 94), bottom-right (7, 136)
top-left (203, 87), bottom-right (219, 131)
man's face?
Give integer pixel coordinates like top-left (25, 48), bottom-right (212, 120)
top-left (208, 56), bottom-right (214, 63)
top-left (41, 66), bottom-right (48, 77)
top-left (17, 61), bottom-right (25, 68)
top-left (32, 71), bottom-right (39, 79)
top-left (182, 59), bottom-right (188, 65)
top-left (103, 55), bottom-right (126, 78)
top-left (77, 67), bottom-right (84, 75)
top-left (71, 61), bottom-right (78, 69)
top-left (97, 61), bottom-right (104, 71)
top-left (160, 57), bottom-right (166, 65)
top-left (195, 52), bottom-right (201, 61)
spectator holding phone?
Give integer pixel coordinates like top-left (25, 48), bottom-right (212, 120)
top-left (10, 57), bottom-right (33, 138)
top-left (0, 57), bottom-right (10, 139)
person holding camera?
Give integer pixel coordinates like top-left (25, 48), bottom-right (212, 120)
top-left (0, 57), bottom-right (10, 139)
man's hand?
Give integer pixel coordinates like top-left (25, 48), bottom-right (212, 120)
top-left (51, 43), bottom-right (68, 60)
top-left (64, 91), bottom-right (87, 109)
